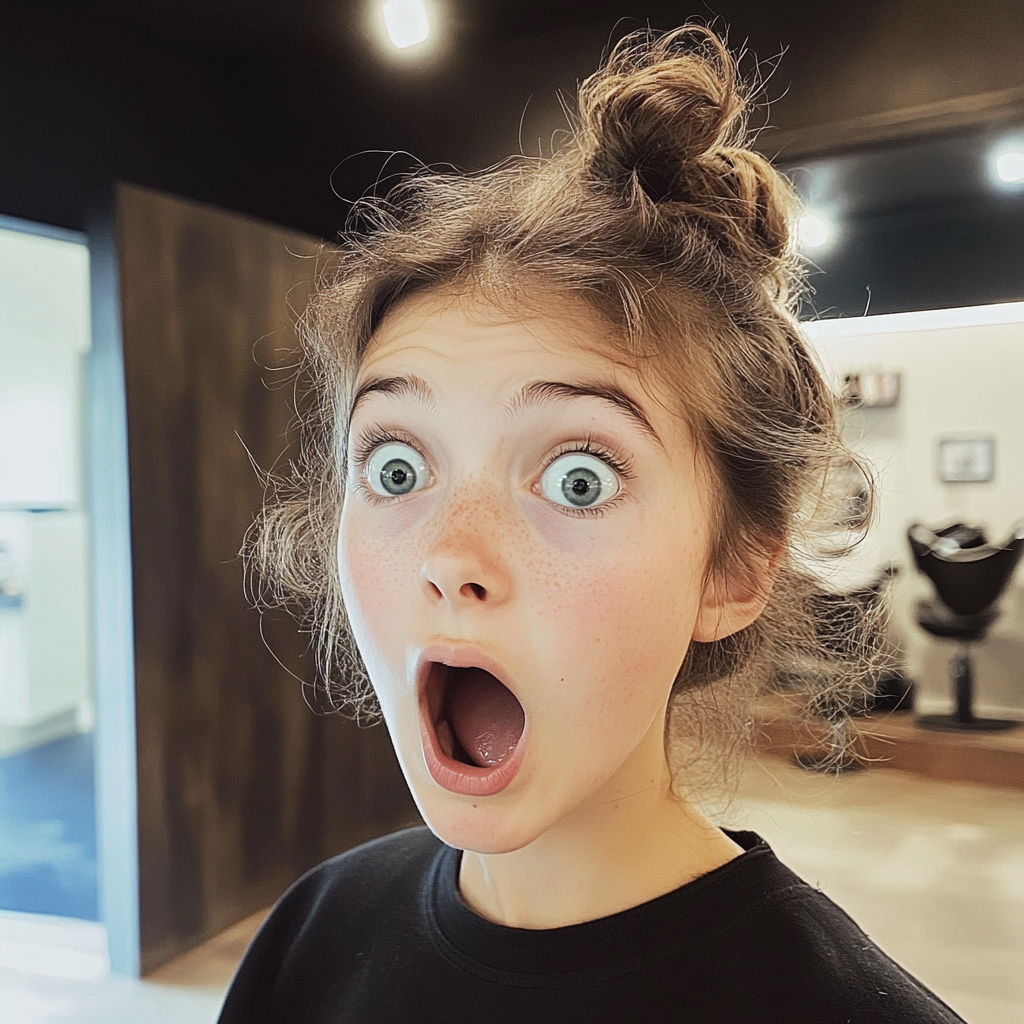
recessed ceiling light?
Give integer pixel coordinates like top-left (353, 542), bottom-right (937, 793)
top-left (988, 137), bottom-right (1024, 187)
top-left (995, 149), bottom-right (1024, 184)
top-left (797, 212), bottom-right (833, 250)
top-left (383, 0), bottom-right (430, 49)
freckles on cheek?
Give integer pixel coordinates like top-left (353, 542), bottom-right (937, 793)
top-left (338, 508), bottom-right (420, 660)
top-left (525, 540), bottom-right (643, 646)
top-left (523, 525), bottom-right (699, 695)
top-left (522, 502), bottom-right (700, 626)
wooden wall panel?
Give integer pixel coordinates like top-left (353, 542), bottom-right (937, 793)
top-left (114, 183), bottom-right (417, 973)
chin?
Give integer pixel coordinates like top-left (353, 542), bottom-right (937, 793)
top-left (411, 786), bottom-right (555, 856)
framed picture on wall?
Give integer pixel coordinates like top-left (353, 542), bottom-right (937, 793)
top-left (937, 435), bottom-right (995, 483)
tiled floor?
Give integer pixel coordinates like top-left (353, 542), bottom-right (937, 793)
top-left (1, 759), bottom-right (1021, 1023)
top-left (0, 732), bottom-right (97, 920)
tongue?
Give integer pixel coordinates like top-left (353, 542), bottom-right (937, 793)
top-left (446, 668), bottom-right (525, 768)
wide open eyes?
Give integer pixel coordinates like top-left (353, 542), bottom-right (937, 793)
top-left (365, 442), bottom-right (430, 497)
top-left (358, 437), bottom-right (623, 511)
top-left (539, 452), bottom-right (620, 510)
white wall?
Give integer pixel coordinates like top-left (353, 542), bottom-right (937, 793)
top-left (0, 224), bottom-right (92, 748)
top-left (805, 303), bottom-right (1024, 718)
top-left (0, 226), bottom-right (90, 509)
top-left (0, 338), bottom-right (84, 508)
top-left (0, 510), bottom-right (90, 729)
top-left (0, 226), bottom-right (89, 353)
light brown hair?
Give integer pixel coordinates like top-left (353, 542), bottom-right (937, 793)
top-left (250, 24), bottom-right (883, 780)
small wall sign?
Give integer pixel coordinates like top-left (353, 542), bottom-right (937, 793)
top-left (841, 370), bottom-right (901, 408)
top-left (938, 436), bottom-right (995, 483)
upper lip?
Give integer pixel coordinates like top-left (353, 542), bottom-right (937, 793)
top-left (415, 642), bottom-right (522, 707)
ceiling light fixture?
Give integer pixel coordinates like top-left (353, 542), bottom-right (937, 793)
top-left (382, 0), bottom-right (430, 49)
top-left (797, 212), bottom-right (833, 250)
top-left (988, 137), bottom-right (1024, 187)
top-left (995, 149), bottom-right (1024, 184)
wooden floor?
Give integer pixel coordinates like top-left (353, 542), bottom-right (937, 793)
top-left (757, 694), bottom-right (1024, 790)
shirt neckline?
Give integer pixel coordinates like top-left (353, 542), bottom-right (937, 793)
top-left (424, 829), bottom-right (803, 983)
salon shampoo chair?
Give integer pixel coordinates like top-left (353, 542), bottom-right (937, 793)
top-left (908, 520), bottom-right (1024, 732)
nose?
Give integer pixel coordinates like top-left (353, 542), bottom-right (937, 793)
top-left (420, 495), bottom-right (512, 608)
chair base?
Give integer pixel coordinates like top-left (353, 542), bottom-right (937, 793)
top-left (793, 751), bottom-right (865, 774)
top-left (916, 713), bottom-right (1019, 733)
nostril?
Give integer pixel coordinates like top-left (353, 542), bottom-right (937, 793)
top-left (463, 582), bottom-right (487, 601)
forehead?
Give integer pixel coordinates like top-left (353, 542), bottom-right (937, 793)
top-left (359, 288), bottom-right (634, 390)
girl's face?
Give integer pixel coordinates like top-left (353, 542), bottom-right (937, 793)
top-left (338, 289), bottom-right (730, 854)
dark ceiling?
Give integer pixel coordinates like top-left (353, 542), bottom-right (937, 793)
top-left (2, 0), bottom-right (1022, 314)
top-left (21, 1), bottom-right (879, 55)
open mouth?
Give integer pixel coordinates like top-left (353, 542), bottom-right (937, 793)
top-left (420, 657), bottom-right (527, 795)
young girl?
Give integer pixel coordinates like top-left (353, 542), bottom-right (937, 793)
top-left (219, 25), bottom-right (964, 1023)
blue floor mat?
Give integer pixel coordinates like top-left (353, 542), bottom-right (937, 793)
top-left (0, 731), bottom-right (98, 920)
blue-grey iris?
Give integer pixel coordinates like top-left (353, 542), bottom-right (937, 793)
top-left (381, 458), bottom-right (417, 495)
top-left (561, 466), bottom-right (601, 506)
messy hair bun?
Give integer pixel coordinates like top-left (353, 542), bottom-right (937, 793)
top-left (250, 24), bottom-right (881, 781)
top-left (581, 28), bottom-right (743, 195)
top-left (578, 27), bottom-right (795, 283)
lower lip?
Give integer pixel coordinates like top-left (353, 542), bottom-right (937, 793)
top-left (419, 707), bottom-right (526, 797)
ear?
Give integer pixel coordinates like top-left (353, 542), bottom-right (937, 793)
top-left (691, 544), bottom-right (783, 643)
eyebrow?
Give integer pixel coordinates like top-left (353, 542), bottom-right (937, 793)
top-left (508, 380), bottom-right (663, 447)
top-left (348, 373), bottom-right (662, 447)
top-left (349, 374), bottom-right (437, 422)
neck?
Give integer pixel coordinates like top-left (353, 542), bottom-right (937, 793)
top-left (457, 719), bottom-right (742, 930)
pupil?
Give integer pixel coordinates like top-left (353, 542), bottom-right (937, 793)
top-left (562, 467), bottom-right (601, 507)
top-left (381, 458), bottom-right (416, 495)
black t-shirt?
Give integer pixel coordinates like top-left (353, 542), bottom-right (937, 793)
top-left (218, 826), bottom-right (964, 1023)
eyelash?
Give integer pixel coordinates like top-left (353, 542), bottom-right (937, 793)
top-left (543, 437), bottom-right (634, 480)
top-left (539, 438), bottom-right (633, 518)
top-left (351, 426), bottom-right (415, 467)
top-left (349, 427), bottom-right (420, 506)
top-left (349, 428), bottom-right (634, 516)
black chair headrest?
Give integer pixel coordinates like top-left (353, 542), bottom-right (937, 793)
top-left (907, 520), bottom-right (1024, 616)
top-left (935, 522), bottom-right (988, 549)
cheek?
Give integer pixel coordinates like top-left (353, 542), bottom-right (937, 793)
top-left (336, 499), bottom-right (424, 675)
top-left (520, 503), bottom-right (707, 714)
top-left (524, 499), bottom-right (704, 632)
